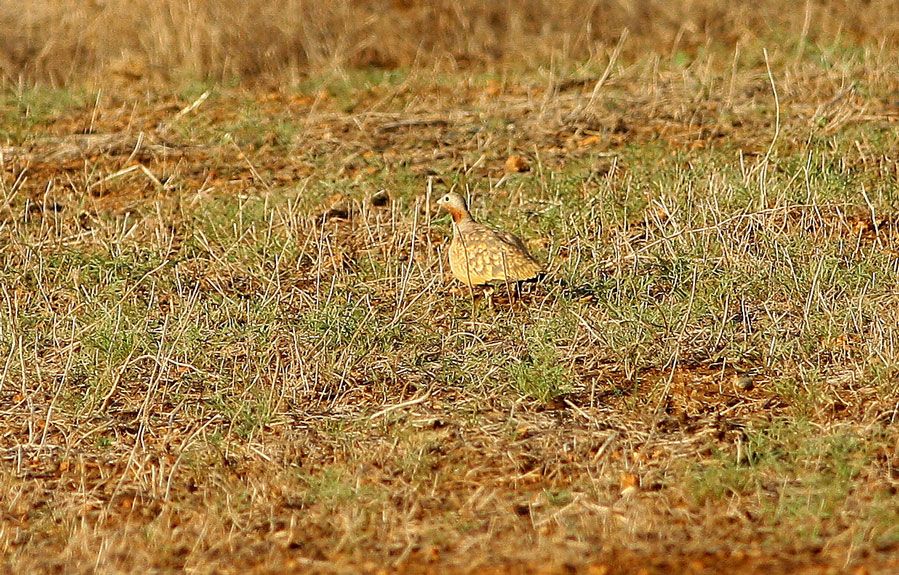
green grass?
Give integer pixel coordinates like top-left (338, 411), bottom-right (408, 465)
top-left (0, 86), bottom-right (87, 141)
top-left (688, 421), bottom-right (896, 546)
top-left (508, 321), bottom-right (576, 402)
top-left (1, 34), bottom-right (898, 574)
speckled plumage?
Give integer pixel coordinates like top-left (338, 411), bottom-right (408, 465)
top-left (437, 192), bottom-right (542, 287)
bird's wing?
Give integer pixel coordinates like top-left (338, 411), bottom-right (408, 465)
top-left (491, 228), bottom-right (541, 265)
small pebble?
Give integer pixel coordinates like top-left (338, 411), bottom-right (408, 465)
top-left (733, 375), bottom-right (754, 391)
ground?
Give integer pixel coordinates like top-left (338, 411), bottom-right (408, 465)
top-left (1, 2), bottom-right (899, 573)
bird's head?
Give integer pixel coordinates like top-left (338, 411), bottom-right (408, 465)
top-left (436, 192), bottom-right (471, 223)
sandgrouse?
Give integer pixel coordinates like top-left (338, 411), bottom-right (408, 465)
top-left (437, 192), bottom-right (543, 287)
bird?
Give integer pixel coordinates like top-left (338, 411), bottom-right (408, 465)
top-left (436, 192), bottom-right (543, 288)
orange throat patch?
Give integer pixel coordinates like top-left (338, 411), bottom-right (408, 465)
top-left (447, 207), bottom-right (470, 223)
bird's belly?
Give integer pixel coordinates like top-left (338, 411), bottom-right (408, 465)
top-left (448, 240), bottom-right (490, 286)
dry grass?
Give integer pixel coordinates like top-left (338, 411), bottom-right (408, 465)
top-left (2, 2), bottom-right (899, 574)
top-left (2, 0), bottom-right (899, 85)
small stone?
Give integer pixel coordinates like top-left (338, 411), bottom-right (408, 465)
top-left (370, 189), bottom-right (390, 207)
top-left (733, 375), bottom-right (755, 391)
top-left (619, 473), bottom-right (639, 496)
top-left (504, 154), bottom-right (530, 173)
top-left (320, 193), bottom-right (350, 221)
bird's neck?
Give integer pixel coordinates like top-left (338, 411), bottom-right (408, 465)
top-left (447, 207), bottom-right (472, 224)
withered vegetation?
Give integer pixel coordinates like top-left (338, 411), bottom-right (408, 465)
top-left (1, 1), bottom-right (898, 573)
